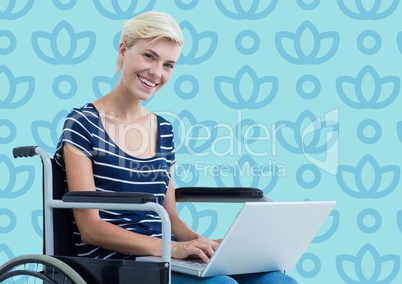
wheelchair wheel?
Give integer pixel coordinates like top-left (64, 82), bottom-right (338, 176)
top-left (0, 254), bottom-right (86, 284)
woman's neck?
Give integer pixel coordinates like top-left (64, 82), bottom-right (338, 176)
top-left (94, 87), bottom-right (148, 123)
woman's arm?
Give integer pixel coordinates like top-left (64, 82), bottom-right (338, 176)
top-left (163, 167), bottom-right (220, 262)
top-left (64, 143), bottom-right (218, 262)
top-left (162, 168), bottom-right (198, 241)
top-left (63, 143), bottom-right (163, 257)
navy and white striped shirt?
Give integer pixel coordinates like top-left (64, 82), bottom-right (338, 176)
top-left (54, 103), bottom-right (175, 259)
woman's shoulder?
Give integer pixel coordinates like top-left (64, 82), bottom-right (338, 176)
top-left (154, 113), bottom-right (174, 132)
top-left (68, 102), bottom-right (97, 115)
top-left (66, 103), bottom-right (99, 121)
top-left (63, 103), bottom-right (102, 132)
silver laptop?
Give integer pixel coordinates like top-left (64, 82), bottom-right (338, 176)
top-left (138, 201), bottom-right (336, 277)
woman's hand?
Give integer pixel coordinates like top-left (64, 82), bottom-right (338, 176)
top-left (171, 236), bottom-right (220, 263)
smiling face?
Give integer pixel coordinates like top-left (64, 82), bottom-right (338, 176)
top-left (118, 38), bottom-right (181, 102)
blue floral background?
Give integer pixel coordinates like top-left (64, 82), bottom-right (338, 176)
top-left (1, 0), bottom-right (401, 282)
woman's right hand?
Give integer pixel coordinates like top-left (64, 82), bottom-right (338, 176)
top-left (171, 236), bottom-right (220, 263)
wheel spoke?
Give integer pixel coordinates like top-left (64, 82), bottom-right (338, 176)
top-left (0, 254), bottom-right (86, 284)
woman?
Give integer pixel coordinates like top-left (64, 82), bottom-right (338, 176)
top-left (54, 11), bottom-right (297, 284)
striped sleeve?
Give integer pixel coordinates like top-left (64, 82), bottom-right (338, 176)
top-left (158, 116), bottom-right (176, 166)
top-left (55, 105), bottom-right (99, 163)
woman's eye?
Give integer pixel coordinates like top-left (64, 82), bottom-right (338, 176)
top-left (144, 54), bottom-right (153, 60)
top-left (164, 64), bottom-right (174, 69)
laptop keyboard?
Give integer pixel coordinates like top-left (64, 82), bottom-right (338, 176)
top-left (174, 259), bottom-right (207, 270)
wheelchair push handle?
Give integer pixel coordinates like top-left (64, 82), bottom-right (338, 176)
top-left (13, 146), bottom-right (38, 158)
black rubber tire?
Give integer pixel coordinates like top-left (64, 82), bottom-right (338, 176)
top-left (0, 254), bottom-right (86, 283)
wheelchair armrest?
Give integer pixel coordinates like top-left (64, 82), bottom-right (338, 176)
top-left (175, 187), bottom-right (272, 202)
top-left (62, 191), bottom-right (158, 204)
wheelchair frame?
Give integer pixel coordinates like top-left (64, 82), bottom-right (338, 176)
top-left (1, 146), bottom-right (269, 283)
top-left (1, 146), bottom-right (172, 283)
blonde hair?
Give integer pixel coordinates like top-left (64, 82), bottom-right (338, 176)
top-left (116, 11), bottom-right (184, 72)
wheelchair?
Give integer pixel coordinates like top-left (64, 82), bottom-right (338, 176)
top-left (0, 146), bottom-right (268, 283)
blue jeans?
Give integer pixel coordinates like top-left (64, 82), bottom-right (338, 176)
top-left (171, 271), bottom-right (298, 283)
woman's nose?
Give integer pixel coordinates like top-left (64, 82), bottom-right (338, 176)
top-left (149, 64), bottom-right (162, 79)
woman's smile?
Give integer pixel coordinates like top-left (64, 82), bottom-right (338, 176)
top-left (138, 75), bottom-right (158, 88)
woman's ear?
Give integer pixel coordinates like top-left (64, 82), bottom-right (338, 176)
top-left (118, 41), bottom-right (127, 61)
